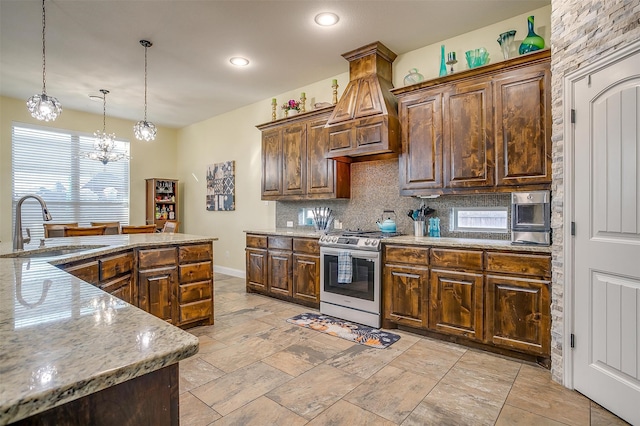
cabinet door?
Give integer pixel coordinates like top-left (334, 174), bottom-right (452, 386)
top-left (282, 123), bottom-right (306, 196)
top-left (494, 62), bottom-right (551, 186)
top-left (292, 253), bottom-right (319, 305)
top-left (268, 250), bottom-right (292, 297)
top-left (398, 89), bottom-right (444, 193)
top-left (100, 274), bottom-right (134, 305)
top-left (246, 248), bottom-right (267, 293)
top-left (138, 267), bottom-right (177, 323)
top-left (383, 264), bottom-right (429, 328)
top-left (307, 117), bottom-right (335, 196)
top-left (430, 269), bottom-right (483, 340)
top-left (443, 78), bottom-right (494, 188)
top-left (485, 274), bottom-right (550, 356)
top-left (261, 128), bottom-right (282, 198)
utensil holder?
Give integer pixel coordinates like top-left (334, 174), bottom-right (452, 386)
top-left (414, 221), bottom-right (426, 237)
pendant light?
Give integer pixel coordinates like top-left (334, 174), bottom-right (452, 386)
top-left (133, 40), bottom-right (157, 141)
top-left (84, 90), bottom-right (129, 165)
top-left (26, 0), bottom-right (62, 121)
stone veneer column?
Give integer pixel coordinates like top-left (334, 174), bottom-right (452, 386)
top-left (550, 0), bottom-right (640, 383)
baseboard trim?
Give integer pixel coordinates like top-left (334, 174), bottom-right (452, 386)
top-left (214, 265), bottom-right (245, 279)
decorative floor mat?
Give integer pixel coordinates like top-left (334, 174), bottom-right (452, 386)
top-left (286, 313), bottom-right (401, 349)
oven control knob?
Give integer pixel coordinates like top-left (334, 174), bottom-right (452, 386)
top-left (363, 239), bottom-right (370, 246)
top-left (332, 236), bottom-right (338, 243)
top-left (371, 240), bottom-right (379, 247)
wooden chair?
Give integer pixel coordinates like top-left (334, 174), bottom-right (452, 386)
top-left (161, 221), bottom-right (179, 233)
top-left (121, 224), bottom-right (157, 234)
top-left (64, 226), bottom-right (107, 237)
top-left (44, 222), bottom-right (79, 238)
top-left (90, 221), bottom-right (121, 235)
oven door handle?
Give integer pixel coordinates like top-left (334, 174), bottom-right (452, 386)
top-left (320, 248), bottom-right (380, 260)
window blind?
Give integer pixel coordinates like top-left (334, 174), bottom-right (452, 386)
top-left (12, 123), bottom-right (130, 240)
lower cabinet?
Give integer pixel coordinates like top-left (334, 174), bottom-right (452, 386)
top-left (268, 249), bottom-right (293, 298)
top-left (382, 244), bottom-right (551, 362)
top-left (383, 245), bottom-right (430, 329)
top-left (58, 242), bottom-right (214, 328)
top-left (138, 267), bottom-right (177, 323)
top-left (246, 234), bottom-right (320, 308)
top-left (384, 264), bottom-right (429, 328)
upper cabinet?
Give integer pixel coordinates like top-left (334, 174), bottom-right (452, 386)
top-left (257, 107), bottom-right (350, 201)
top-left (392, 50), bottom-right (551, 196)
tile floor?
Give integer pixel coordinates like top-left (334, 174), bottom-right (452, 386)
top-left (179, 274), bottom-right (629, 426)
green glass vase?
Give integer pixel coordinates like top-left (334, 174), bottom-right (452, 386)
top-left (439, 45), bottom-right (447, 77)
top-left (519, 15), bottom-right (545, 55)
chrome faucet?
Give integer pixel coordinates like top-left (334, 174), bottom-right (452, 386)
top-left (14, 194), bottom-right (52, 250)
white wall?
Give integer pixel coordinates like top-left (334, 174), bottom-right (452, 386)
top-left (176, 5), bottom-right (551, 276)
top-left (0, 96), bottom-right (178, 242)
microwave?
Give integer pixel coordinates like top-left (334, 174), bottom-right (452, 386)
top-left (511, 191), bottom-right (551, 245)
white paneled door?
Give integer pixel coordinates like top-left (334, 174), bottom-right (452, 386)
top-left (573, 44), bottom-right (640, 425)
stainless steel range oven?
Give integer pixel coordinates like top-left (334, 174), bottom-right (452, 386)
top-left (319, 231), bottom-right (399, 328)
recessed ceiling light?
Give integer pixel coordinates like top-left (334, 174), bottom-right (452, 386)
top-left (314, 12), bottom-right (339, 27)
top-left (229, 57), bottom-right (250, 67)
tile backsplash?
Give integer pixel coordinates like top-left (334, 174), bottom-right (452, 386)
top-left (276, 158), bottom-right (511, 240)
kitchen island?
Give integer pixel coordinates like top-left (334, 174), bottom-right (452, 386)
top-left (0, 233), bottom-right (216, 425)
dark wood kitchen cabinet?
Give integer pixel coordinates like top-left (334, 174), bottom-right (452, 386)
top-left (494, 62), bottom-right (551, 187)
top-left (383, 245), bottom-right (430, 329)
top-left (292, 238), bottom-right (320, 306)
top-left (258, 107), bottom-right (350, 200)
top-left (484, 251), bottom-right (551, 357)
top-left (429, 248), bottom-right (484, 341)
top-left (61, 250), bottom-right (135, 305)
top-left (443, 78), bottom-right (494, 189)
top-left (382, 241), bottom-right (551, 365)
top-left (138, 247), bottom-right (178, 324)
top-left (178, 243), bottom-right (214, 326)
top-left (393, 49), bottom-right (551, 196)
top-left (245, 234), bottom-right (321, 308)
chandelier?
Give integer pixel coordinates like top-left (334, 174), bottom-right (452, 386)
top-left (26, 0), bottom-right (62, 121)
top-left (133, 40), bottom-right (157, 141)
top-left (84, 90), bottom-right (129, 165)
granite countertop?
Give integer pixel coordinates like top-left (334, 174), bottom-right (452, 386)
top-left (0, 233), bottom-right (217, 424)
top-left (244, 229), bottom-right (551, 253)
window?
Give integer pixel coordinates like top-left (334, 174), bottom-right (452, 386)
top-left (452, 207), bottom-right (508, 233)
top-left (12, 123), bottom-right (130, 239)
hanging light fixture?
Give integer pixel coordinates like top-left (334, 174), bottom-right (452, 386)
top-left (26, 0), bottom-right (62, 121)
top-left (133, 40), bottom-right (157, 141)
top-left (83, 90), bottom-right (129, 165)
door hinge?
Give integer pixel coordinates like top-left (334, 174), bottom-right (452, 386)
top-left (571, 333), bottom-right (575, 348)
top-left (571, 109), bottom-right (576, 124)
top-left (571, 221), bottom-right (576, 236)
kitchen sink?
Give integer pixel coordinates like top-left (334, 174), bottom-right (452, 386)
top-left (0, 245), bottom-right (108, 258)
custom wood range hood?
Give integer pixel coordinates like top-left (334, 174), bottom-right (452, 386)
top-left (324, 41), bottom-right (400, 160)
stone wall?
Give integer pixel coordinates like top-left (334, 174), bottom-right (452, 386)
top-left (550, 0), bottom-right (640, 382)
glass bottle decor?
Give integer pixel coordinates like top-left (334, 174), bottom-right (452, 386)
top-left (518, 16), bottom-right (545, 55)
top-left (497, 30), bottom-right (517, 59)
top-left (403, 68), bottom-right (424, 86)
top-left (439, 45), bottom-right (448, 77)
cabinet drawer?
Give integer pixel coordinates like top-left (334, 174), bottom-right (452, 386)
top-left (431, 248), bottom-right (482, 271)
top-left (485, 252), bottom-right (551, 278)
top-left (268, 236), bottom-right (292, 250)
top-left (99, 274), bottom-right (132, 295)
top-left (384, 245), bottom-right (429, 265)
top-left (293, 238), bottom-right (320, 255)
top-left (246, 235), bottom-right (267, 249)
top-left (179, 244), bottom-right (212, 263)
top-left (179, 280), bottom-right (212, 304)
top-left (99, 251), bottom-right (134, 281)
top-left (179, 261), bottom-right (213, 284)
top-left (180, 299), bottom-right (213, 324)
top-left (63, 261), bottom-right (99, 285)
top-left (138, 247), bottom-right (177, 269)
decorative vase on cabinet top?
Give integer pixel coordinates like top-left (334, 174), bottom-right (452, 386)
top-left (518, 16), bottom-right (545, 55)
top-left (403, 68), bottom-right (424, 86)
top-left (439, 45), bottom-right (448, 77)
top-left (497, 30), bottom-right (517, 59)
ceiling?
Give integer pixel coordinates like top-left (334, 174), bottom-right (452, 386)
top-left (0, 0), bottom-right (549, 129)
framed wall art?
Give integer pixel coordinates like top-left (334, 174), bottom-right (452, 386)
top-left (206, 160), bottom-right (235, 211)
